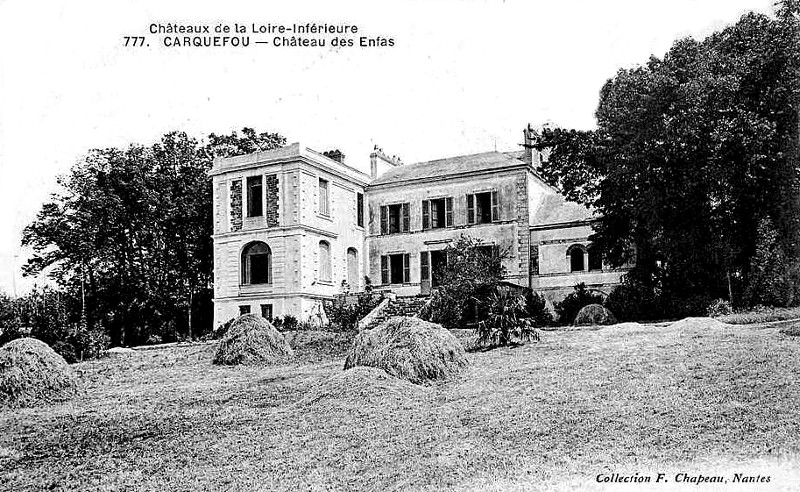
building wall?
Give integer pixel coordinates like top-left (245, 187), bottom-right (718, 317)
top-left (529, 222), bottom-right (629, 303)
top-left (211, 146), bottom-right (368, 326)
top-left (366, 169), bottom-right (538, 295)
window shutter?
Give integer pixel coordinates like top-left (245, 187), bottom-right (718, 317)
top-left (380, 206), bottom-right (388, 235)
top-left (491, 191), bottom-right (499, 222)
top-left (492, 244), bottom-right (500, 258)
top-left (420, 251), bottom-right (429, 280)
top-left (467, 194), bottom-right (475, 224)
top-left (381, 255), bottom-right (389, 284)
top-left (445, 197), bottom-right (453, 227)
top-left (422, 200), bottom-right (430, 230)
top-left (403, 254), bottom-right (410, 283)
top-left (402, 203), bottom-right (410, 232)
top-left (357, 193), bottom-right (364, 228)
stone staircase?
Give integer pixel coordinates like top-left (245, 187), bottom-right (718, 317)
top-left (359, 295), bottom-right (429, 330)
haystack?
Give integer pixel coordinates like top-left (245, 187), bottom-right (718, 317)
top-left (668, 317), bottom-right (730, 331)
top-left (213, 314), bottom-right (294, 366)
top-left (297, 366), bottom-right (426, 407)
top-left (574, 304), bottom-right (617, 326)
top-left (343, 316), bottom-right (468, 385)
top-left (605, 322), bottom-right (645, 332)
top-left (0, 337), bottom-right (78, 408)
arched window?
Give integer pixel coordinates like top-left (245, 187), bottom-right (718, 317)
top-left (319, 241), bottom-right (332, 282)
top-left (346, 247), bottom-right (359, 288)
top-left (567, 244), bottom-right (586, 272)
top-left (242, 242), bottom-right (271, 284)
top-left (588, 244), bottom-right (603, 271)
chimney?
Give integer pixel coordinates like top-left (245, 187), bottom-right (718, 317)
top-left (522, 124), bottom-right (541, 166)
top-left (323, 149), bottom-right (345, 163)
top-left (370, 145), bottom-right (403, 179)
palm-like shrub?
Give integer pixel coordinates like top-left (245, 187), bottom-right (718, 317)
top-left (475, 291), bottom-right (540, 347)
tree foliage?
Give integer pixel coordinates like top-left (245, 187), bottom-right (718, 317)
top-left (535, 8), bottom-right (800, 309)
top-left (423, 235), bottom-right (507, 329)
top-left (22, 128), bottom-right (285, 346)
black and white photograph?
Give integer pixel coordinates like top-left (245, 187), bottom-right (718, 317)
top-left (0, 0), bottom-right (798, 490)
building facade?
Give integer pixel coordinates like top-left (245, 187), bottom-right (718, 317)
top-left (210, 133), bottom-right (629, 326)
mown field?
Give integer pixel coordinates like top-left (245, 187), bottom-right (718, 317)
top-left (2, 322), bottom-right (800, 491)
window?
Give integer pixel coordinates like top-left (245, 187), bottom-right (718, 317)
top-left (380, 203), bottom-right (410, 234)
top-left (319, 178), bottom-right (329, 216)
top-left (239, 305), bottom-right (251, 315)
top-left (567, 244), bottom-right (586, 272)
top-left (421, 251), bottom-right (447, 283)
top-left (588, 244), bottom-right (603, 271)
top-left (381, 253), bottom-right (410, 284)
top-left (241, 242), bottom-right (272, 284)
top-left (347, 247), bottom-right (359, 288)
top-left (247, 176), bottom-right (263, 217)
top-left (467, 191), bottom-right (499, 224)
top-left (260, 304), bottom-right (273, 320)
top-left (475, 245), bottom-right (498, 259)
top-left (319, 241), bottom-right (332, 282)
top-left (530, 245), bottom-right (539, 276)
top-left (422, 198), bottom-right (453, 230)
top-left (357, 193), bottom-right (364, 228)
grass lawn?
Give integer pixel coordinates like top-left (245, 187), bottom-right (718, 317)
top-left (2, 323), bottom-right (800, 491)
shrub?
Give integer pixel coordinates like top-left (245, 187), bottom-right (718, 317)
top-left (213, 314), bottom-right (294, 366)
top-left (423, 235), bottom-right (508, 329)
top-left (324, 292), bottom-right (383, 331)
top-left (574, 304), bottom-right (617, 326)
top-left (475, 291), bottom-right (540, 347)
top-left (707, 298), bottom-right (734, 317)
top-left (51, 341), bottom-right (78, 364)
top-left (344, 316), bottom-right (468, 385)
top-left (524, 289), bottom-right (553, 326)
top-left (604, 281), bottom-right (658, 322)
top-left (555, 283), bottom-right (604, 324)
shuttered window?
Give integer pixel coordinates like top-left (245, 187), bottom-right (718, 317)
top-left (381, 253), bottom-right (410, 284)
top-left (381, 203), bottom-right (410, 234)
top-left (319, 241), bottom-right (332, 282)
top-left (356, 192), bottom-right (364, 227)
top-left (319, 178), bottom-right (329, 216)
top-left (467, 191), bottom-right (498, 224)
top-left (420, 251), bottom-right (430, 281)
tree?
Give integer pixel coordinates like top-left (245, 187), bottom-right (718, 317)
top-left (534, 8), bottom-right (800, 311)
top-left (22, 128), bottom-right (286, 346)
top-left (743, 218), bottom-right (800, 307)
top-left (423, 235), bottom-right (507, 329)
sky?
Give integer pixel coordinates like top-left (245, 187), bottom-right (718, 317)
top-left (0, 0), bottom-right (774, 296)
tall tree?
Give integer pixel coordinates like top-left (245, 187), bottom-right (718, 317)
top-left (535, 8), bottom-right (800, 307)
top-left (22, 128), bottom-right (285, 345)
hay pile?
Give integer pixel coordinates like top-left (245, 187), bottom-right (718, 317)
top-left (574, 304), bottom-right (617, 326)
top-left (213, 314), bottom-right (294, 366)
top-left (605, 322), bottom-right (646, 332)
top-left (0, 338), bottom-right (78, 407)
top-left (344, 316), bottom-right (468, 385)
top-left (668, 317), bottom-right (731, 331)
top-left (297, 366), bottom-right (426, 407)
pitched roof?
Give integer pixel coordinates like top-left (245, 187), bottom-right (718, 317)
top-left (532, 193), bottom-right (594, 226)
top-left (369, 151), bottom-right (525, 186)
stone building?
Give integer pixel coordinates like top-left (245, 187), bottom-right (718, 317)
top-left (210, 130), bottom-right (629, 326)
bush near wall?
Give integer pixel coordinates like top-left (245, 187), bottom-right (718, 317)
top-left (555, 283), bottom-right (604, 325)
